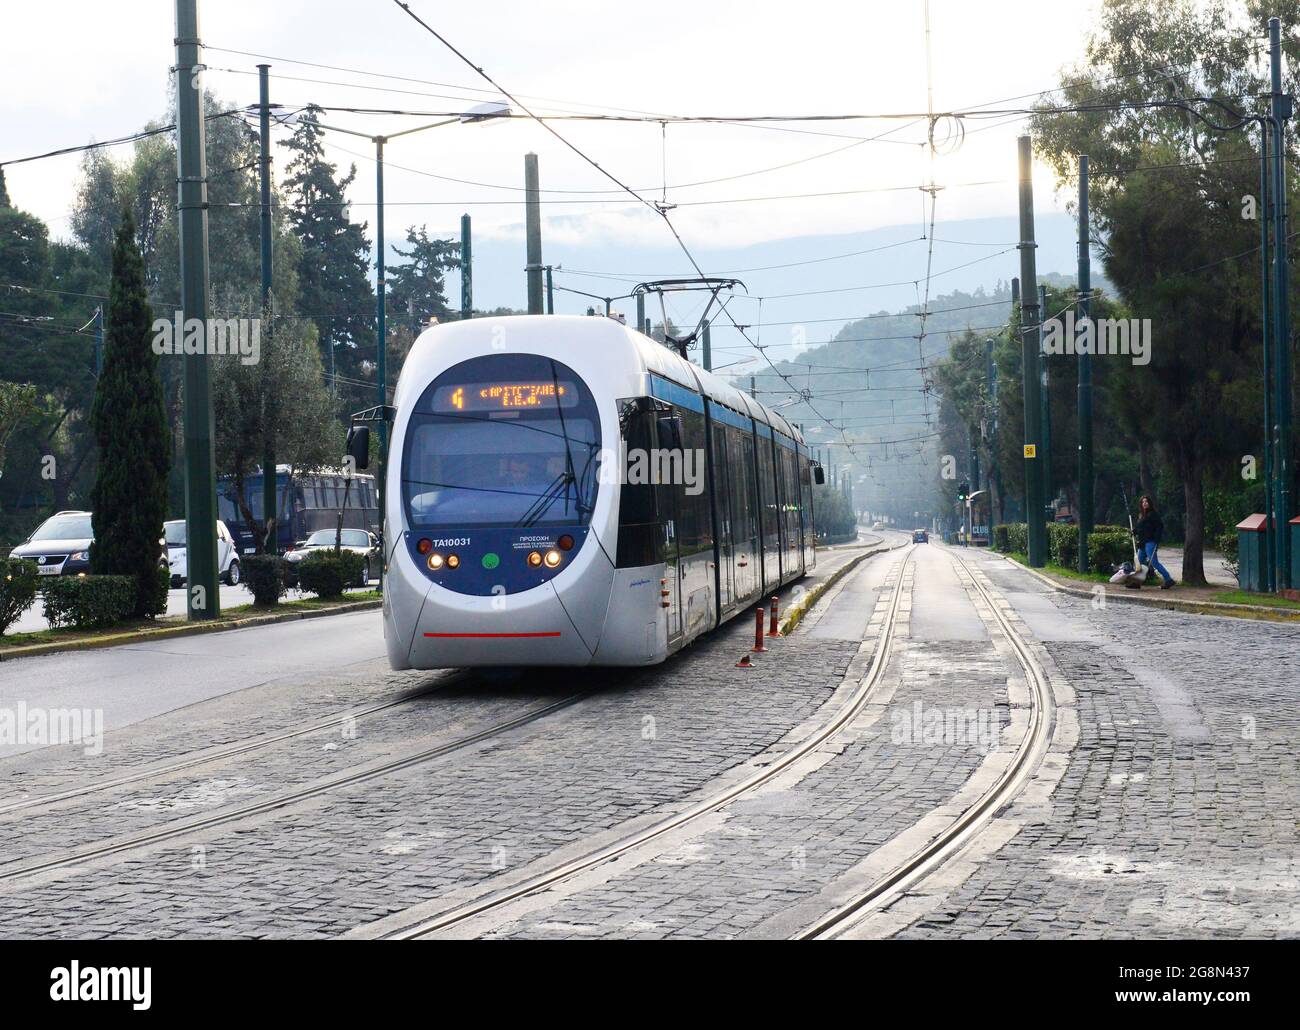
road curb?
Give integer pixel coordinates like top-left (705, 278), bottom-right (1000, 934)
top-left (997, 554), bottom-right (1300, 622)
top-left (0, 597), bottom-right (384, 662)
top-left (781, 540), bottom-right (907, 636)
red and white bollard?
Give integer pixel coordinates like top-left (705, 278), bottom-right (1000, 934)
top-left (769, 596), bottom-right (779, 637)
top-left (752, 606), bottom-right (767, 653)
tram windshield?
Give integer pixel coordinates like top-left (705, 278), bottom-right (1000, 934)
top-left (402, 355), bottom-right (602, 529)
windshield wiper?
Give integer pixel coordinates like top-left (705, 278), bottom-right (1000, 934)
top-left (516, 471), bottom-right (574, 529)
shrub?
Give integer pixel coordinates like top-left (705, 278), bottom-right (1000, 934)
top-left (243, 555), bottom-right (289, 607)
top-left (142, 565), bottom-right (169, 619)
top-left (1048, 523), bottom-right (1079, 569)
top-left (295, 551), bottom-right (366, 599)
top-left (41, 575), bottom-right (137, 629)
top-left (1004, 523), bottom-right (1029, 556)
top-left (1215, 530), bottom-right (1239, 582)
top-left (992, 525), bottom-right (1011, 552)
top-left (1, 558), bottom-right (40, 635)
top-left (1086, 530), bottom-right (1133, 576)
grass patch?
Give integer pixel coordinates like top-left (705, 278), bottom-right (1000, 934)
top-left (0, 588), bottom-right (382, 652)
top-left (1210, 590), bottom-right (1300, 610)
top-left (1003, 552), bottom-right (1111, 583)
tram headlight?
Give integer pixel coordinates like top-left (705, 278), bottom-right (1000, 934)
top-left (544, 549), bottom-right (562, 568)
top-left (526, 551), bottom-right (543, 567)
top-left (416, 538), bottom-right (433, 555)
top-left (446, 554), bottom-right (460, 569)
top-left (557, 534), bottom-right (574, 551)
top-left (427, 553), bottom-right (444, 570)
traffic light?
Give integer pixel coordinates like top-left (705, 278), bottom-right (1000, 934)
top-left (958, 482), bottom-right (969, 501)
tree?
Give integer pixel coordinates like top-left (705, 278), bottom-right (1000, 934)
top-left (1030, 0), bottom-right (1283, 584)
top-left (88, 206), bottom-right (170, 617)
top-left (210, 312), bottom-right (337, 550)
top-left (280, 107), bottom-right (374, 385)
top-left (0, 382), bottom-right (39, 477)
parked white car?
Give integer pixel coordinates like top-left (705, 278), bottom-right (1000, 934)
top-left (164, 519), bottom-right (241, 586)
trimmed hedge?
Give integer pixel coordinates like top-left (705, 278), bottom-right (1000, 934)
top-left (295, 551), bottom-right (366, 599)
top-left (243, 554), bottom-right (290, 607)
top-left (41, 575), bottom-right (137, 629)
top-left (1085, 529), bottom-right (1133, 575)
top-left (1048, 523), bottom-right (1078, 569)
top-left (992, 524), bottom-right (1011, 552)
top-left (1, 558), bottom-right (40, 635)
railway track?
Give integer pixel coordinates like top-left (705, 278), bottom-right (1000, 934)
top-left (0, 691), bottom-right (587, 884)
top-left (0, 673), bottom-right (464, 818)
top-left (378, 545), bottom-right (919, 939)
top-left (795, 548), bottom-right (1056, 939)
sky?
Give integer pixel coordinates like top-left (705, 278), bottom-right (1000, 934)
top-left (1, 0), bottom-right (1102, 356)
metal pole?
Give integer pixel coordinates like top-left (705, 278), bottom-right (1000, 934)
top-left (636, 293), bottom-right (645, 335)
top-left (375, 136), bottom-right (388, 582)
top-left (175, 0), bottom-right (219, 619)
top-left (524, 153), bottom-right (544, 314)
top-left (258, 64), bottom-right (276, 555)
top-left (1261, 121), bottom-right (1276, 592)
top-left (1077, 154), bottom-right (1094, 574)
top-left (1039, 283), bottom-right (1053, 517)
top-left (702, 321), bottom-right (712, 371)
top-left (460, 213), bottom-right (472, 320)
top-left (545, 265), bottom-right (554, 314)
top-left (1270, 17), bottom-right (1293, 589)
top-left (93, 305), bottom-right (103, 376)
top-left (1017, 135), bottom-right (1046, 566)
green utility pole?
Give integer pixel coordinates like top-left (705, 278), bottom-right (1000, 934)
top-left (93, 305), bottom-right (103, 376)
top-left (175, 0), bottom-right (219, 619)
top-left (545, 265), bottom-right (554, 314)
top-left (1039, 283), bottom-right (1053, 517)
top-left (1017, 135), bottom-right (1046, 567)
top-left (524, 153), bottom-right (543, 314)
top-left (636, 293), bottom-right (645, 335)
top-left (702, 321), bottom-right (712, 371)
top-left (1077, 154), bottom-right (1094, 574)
top-left (375, 135), bottom-right (389, 554)
top-left (1260, 117), bottom-right (1276, 592)
top-left (460, 213), bottom-right (472, 320)
top-left (1270, 17), bottom-right (1294, 590)
top-left (258, 64), bottom-right (277, 555)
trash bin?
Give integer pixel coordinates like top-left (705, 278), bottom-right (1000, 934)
top-left (1235, 514), bottom-right (1269, 591)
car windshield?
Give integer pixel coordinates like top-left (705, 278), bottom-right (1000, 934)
top-left (402, 354), bottom-right (601, 530)
top-left (29, 514), bottom-right (92, 541)
top-left (164, 522), bottom-right (187, 546)
top-left (305, 529), bottom-right (370, 547)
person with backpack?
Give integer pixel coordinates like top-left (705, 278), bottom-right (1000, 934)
top-left (1135, 495), bottom-right (1175, 589)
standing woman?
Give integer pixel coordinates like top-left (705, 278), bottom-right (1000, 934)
top-left (1135, 495), bottom-right (1175, 589)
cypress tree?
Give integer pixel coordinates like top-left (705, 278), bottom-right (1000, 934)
top-left (89, 205), bottom-right (170, 617)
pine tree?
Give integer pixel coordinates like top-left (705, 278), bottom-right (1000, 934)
top-left (386, 225), bottom-right (458, 332)
top-left (89, 205), bottom-right (170, 617)
top-left (279, 106), bottom-right (374, 384)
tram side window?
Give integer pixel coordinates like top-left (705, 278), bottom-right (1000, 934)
top-left (728, 426), bottom-right (756, 547)
top-left (781, 445), bottom-right (799, 558)
top-left (616, 400), bottom-right (661, 567)
top-left (674, 407), bottom-right (713, 558)
top-left (757, 435), bottom-right (779, 552)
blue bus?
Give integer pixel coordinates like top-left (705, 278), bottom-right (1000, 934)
top-left (217, 466), bottom-right (379, 555)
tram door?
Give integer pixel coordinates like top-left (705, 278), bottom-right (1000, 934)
top-left (711, 423), bottom-right (734, 613)
top-left (657, 413), bottom-right (684, 648)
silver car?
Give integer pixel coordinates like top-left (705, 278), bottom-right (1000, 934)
top-left (9, 511), bottom-right (95, 577)
top-left (284, 528), bottom-right (380, 587)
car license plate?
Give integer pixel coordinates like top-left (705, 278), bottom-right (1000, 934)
top-left (38, 565), bottom-right (60, 576)
top-left (244, 547), bottom-right (256, 554)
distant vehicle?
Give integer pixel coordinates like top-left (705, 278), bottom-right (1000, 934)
top-left (163, 519), bottom-right (241, 587)
top-left (284, 528), bottom-right (379, 587)
top-left (912, 529), bottom-right (929, 544)
top-left (217, 468), bottom-right (379, 557)
top-left (9, 511), bottom-right (94, 577)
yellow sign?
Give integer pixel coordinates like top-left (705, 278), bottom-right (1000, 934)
top-left (1023, 444), bottom-right (1037, 458)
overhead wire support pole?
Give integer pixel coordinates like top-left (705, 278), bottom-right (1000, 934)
top-left (175, 0), bottom-right (220, 619)
top-left (460, 213), bottom-right (472, 319)
top-left (1017, 134), bottom-right (1046, 567)
top-left (1270, 16), bottom-right (1293, 591)
top-left (376, 132), bottom-right (388, 589)
top-left (525, 153), bottom-right (544, 314)
top-left (258, 63), bottom-right (277, 556)
top-left (1077, 154), bottom-right (1094, 574)
top-left (1039, 283), bottom-right (1052, 516)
